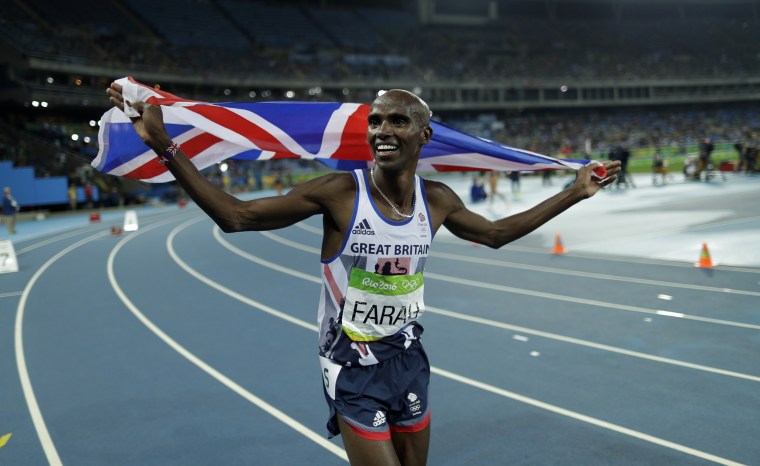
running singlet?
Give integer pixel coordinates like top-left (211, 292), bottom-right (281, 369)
top-left (317, 169), bottom-right (433, 367)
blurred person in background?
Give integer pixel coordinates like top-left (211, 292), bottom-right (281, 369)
top-left (2, 187), bottom-right (18, 234)
top-left (697, 137), bottom-right (714, 179)
top-left (652, 150), bottom-right (667, 185)
top-left (486, 171), bottom-right (507, 209)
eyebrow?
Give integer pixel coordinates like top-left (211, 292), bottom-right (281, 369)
top-left (368, 111), bottom-right (412, 121)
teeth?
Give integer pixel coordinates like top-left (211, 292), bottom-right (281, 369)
top-left (377, 145), bottom-right (397, 151)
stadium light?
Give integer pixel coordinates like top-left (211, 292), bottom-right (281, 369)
top-left (219, 162), bottom-right (228, 173)
top-left (46, 76), bottom-right (54, 84)
top-left (32, 101), bottom-right (39, 107)
top-left (560, 85), bottom-right (568, 93)
top-left (286, 90), bottom-right (295, 98)
top-left (71, 134), bottom-right (79, 141)
top-left (83, 136), bottom-right (91, 143)
top-left (249, 91), bottom-right (256, 98)
top-left (224, 89), bottom-right (231, 96)
top-left (89, 120), bottom-right (97, 127)
top-left (41, 101), bottom-right (48, 107)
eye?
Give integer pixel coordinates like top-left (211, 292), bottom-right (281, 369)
top-left (393, 118), bottom-right (407, 126)
top-left (368, 116), bottom-right (379, 126)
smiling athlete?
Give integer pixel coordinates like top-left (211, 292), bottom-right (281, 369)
top-left (107, 83), bottom-right (620, 466)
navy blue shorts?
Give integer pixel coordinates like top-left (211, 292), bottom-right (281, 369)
top-left (320, 341), bottom-right (430, 440)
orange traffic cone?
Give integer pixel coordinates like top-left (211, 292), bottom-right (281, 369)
top-left (552, 234), bottom-right (565, 255)
top-left (694, 242), bottom-right (714, 268)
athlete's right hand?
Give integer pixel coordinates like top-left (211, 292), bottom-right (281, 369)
top-left (107, 82), bottom-right (172, 153)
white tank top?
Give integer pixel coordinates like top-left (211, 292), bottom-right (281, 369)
top-left (317, 169), bottom-right (433, 366)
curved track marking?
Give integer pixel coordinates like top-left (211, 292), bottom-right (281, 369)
top-left (430, 251), bottom-right (760, 297)
top-left (106, 217), bottom-right (347, 461)
top-left (15, 231), bottom-right (109, 466)
top-left (211, 227), bottom-right (746, 465)
top-left (262, 230), bottom-right (760, 330)
top-left (238, 231), bottom-right (760, 382)
top-left (432, 231), bottom-right (760, 273)
top-left (295, 221), bottom-right (760, 296)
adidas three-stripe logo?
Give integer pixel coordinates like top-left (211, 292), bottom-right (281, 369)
top-left (352, 219), bottom-right (375, 235)
top-left (373, 411), bottom-right (386, 427)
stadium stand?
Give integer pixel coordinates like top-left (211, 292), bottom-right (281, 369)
top-left (1, 0), bottom-right (759, 209)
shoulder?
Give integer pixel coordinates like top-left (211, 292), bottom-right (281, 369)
top-left (296, 171), bottom-right (356, 197)
top-left (422, 178), bottom-right (460, 203)
top-left (421, 178), bottom-right (465, 216)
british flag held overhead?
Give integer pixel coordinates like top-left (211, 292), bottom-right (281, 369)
top-left (93, 77), bottom-right (586, 182)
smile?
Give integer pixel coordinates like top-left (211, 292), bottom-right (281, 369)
top-left (376, 144), bottom-right (398, 155)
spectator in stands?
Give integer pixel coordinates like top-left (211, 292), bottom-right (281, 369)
top-left (2, 187), bottom-right (18, 234)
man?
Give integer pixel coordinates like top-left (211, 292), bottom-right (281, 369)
top-left (698, 137), bottom-right (714, 179)
top-left (2, 187), bottom-right (18, 234)
top-left (107, 83), bottom-right (620, 466)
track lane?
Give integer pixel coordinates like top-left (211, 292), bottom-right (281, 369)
top-left (200, 221), bottom-right (748, 462)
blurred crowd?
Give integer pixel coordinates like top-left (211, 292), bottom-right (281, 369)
top-left (1, 1), bottom-right (759, 210)
top-left (3, 1), bottom-right (760, 84)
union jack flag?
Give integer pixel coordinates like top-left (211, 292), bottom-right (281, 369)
top-left (93, 77), bottom-right (585, 182)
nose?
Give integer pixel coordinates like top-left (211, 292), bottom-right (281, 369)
top-left (377, 119), bottom-right (393, 136)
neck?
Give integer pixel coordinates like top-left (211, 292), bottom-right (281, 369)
top-left (370, 167), bottom-right (416, 218)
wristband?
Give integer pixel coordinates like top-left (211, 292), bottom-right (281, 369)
top-left (158, 142), bottom-right (180, 165)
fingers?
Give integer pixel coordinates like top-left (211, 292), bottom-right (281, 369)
top-left (128, 100), bottom-right (146, 114)
top-left (106, 83), bottom-right (128, 113)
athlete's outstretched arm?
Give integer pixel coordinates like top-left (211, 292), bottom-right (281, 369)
top-left (428, 161), bottom-right (620, 248)
top-left (107, 82), bottom-right (331, 232)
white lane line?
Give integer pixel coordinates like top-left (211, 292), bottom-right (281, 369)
top-left (429, 366), bottom-right (743, 466)
top-left (15, 212), bottom-right (194, 255)
top-left (424, 271), bottom-right (760, 331)
top-left (248, 231), bottom-right (760, 382)
top-left (15, 231), bottom-right (109, 466)
top-left (106, 217), bottom-right (346, 462)
top-left (212, 228), bottom-right (747, 465)
top-left (16, 229), bottom-right (94, 255)
top-left (428, 251), bottom-right (760, 297)
top-left (262, 230), bottom-right (760, 331)
top-left (426, 306), bottom-right (760, 383)
top-left (432, 232), bottom-right (760, 274)
top-left (1, 291), bottom-right (23, 298)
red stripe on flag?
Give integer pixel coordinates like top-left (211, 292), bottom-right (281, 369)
top-left (330, 104), bottom-right (373, 161)
top-left (123, 132), bottom-right (222, 179)
top-left (186, 105), bottom-right (292, 153)
top-left (430, 164), bottom-right (486, 172)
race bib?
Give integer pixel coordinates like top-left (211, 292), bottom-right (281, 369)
top-left (342, 268), bottom-right (425, 341)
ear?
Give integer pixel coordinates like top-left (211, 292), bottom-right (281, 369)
top-left (421, 125), bottom-right (433, 146)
